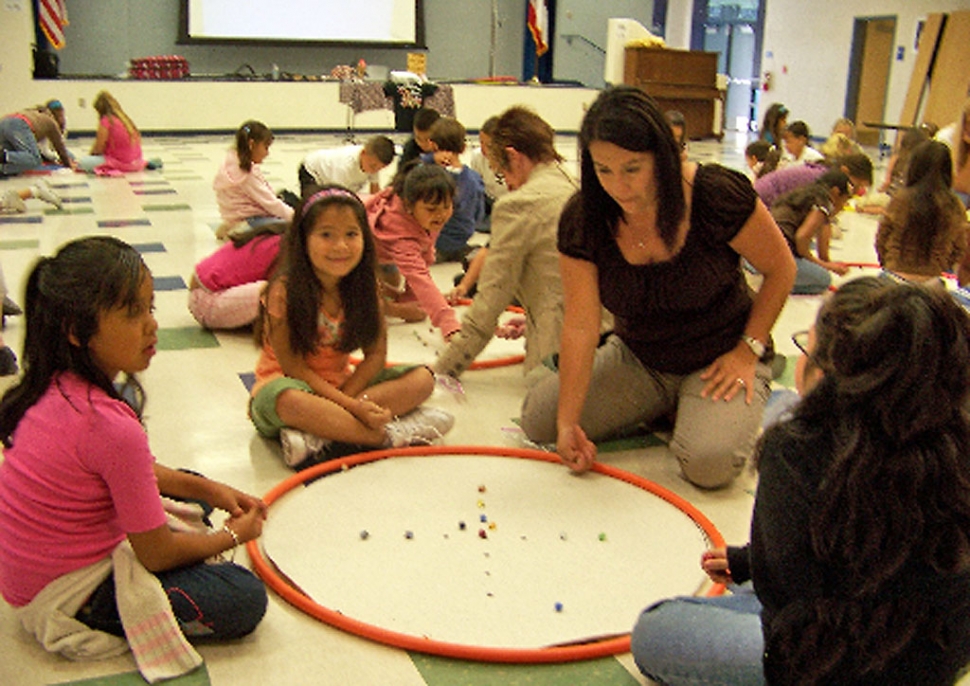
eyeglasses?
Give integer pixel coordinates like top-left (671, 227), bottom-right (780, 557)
top-left (791, 330), bottom-right (810, 355)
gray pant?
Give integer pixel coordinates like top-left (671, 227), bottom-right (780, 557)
top-left (520, 335), bottom-right (770, 488)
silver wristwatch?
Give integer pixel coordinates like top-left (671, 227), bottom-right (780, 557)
top-left (741, 335), bottom-right (765, 358)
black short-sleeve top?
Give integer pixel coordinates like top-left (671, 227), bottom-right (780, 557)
top-left (558, 163), bottom-right (758, 375)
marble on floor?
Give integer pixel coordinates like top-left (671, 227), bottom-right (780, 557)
top-left (0, 131), bottom-right (898, 686)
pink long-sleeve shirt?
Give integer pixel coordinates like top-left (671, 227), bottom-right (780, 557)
top-left (366, 189), bottom-right (460, 339)
top-left (213, 150), bottom-right (294, 225)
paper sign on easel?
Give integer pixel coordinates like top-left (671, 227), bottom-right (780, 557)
top-left (407, 53), bottom-right (427, 77)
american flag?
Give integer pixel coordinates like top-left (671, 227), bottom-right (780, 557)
top-left (527, 0), bottom-right (549, 56)
top-left (37, 0), bottom-right (69, 50)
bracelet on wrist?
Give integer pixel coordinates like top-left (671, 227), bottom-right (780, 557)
top-left (223, 524), bottom-right (240, 562)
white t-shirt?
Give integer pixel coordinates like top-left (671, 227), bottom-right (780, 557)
top-left (301, 145), bottom-right (375, 192)
top-left (467, 147), bottom-right (507, 201)
top-left (784, 145), bottom-right (825, 166)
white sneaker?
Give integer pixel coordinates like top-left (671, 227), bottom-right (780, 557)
top-left (384, 407), bottom-right (455, 447)
top-left (2, 190), bottom-right (26, 213)
top-left (279, 428), bottom-right (330, 467)
top-left (32, 180), bottom-right (62, 210)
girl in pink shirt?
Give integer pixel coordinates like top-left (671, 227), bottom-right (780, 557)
top-left (366, 161), bottom-right (461, 340)
top-left (213, 120), bottom-right (294, 239)
top-left (249, 186), bottom-right (452, 467)
top-left (79, 91), bottom-right (147, 174)
top-left (0, 236), bottom-right (267, 647)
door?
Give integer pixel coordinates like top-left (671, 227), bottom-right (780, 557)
top-left (696, 0), bottom-right (765, 132)
top-left (725, 24), bottom-right (757, 131)
top-left (845, 17), bottom-right (896, 147)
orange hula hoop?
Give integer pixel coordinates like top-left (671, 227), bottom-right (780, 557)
top-left (248, 445), bottom-right (725, 663)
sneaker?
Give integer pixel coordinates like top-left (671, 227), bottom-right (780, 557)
top-left (384, 406), bottom-right (455, 447)
top-left (279, 428), bottom-right (331, 468)
top-left (32, 180), bottom-right (62, 210)
top-left (2, 189), bottom-right (26, 213)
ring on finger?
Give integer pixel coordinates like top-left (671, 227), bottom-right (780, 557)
top-left (736, 378), bottom-right (746, 387)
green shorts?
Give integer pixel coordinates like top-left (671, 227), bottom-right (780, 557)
top-left (249, 364), bottom-right (423, 438)
top-left (249, 377), bottom-right (314, 438)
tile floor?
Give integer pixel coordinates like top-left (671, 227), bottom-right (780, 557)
top-left (0, 131), bottom-right (899, 686)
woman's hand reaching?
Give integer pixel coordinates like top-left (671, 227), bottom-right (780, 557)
top-left (701, 547), bottom-right (733, 585)
top-left (495, 315), bottom-right (526, 340)
top-left (445, 284), bottom-right (467, 305)
top-left (556, 423), bottom-right (597, 473)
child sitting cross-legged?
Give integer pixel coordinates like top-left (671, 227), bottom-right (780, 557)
top-left (0, 236), bottom-right (268, 683)
top-left (249, 185), bottom-right (454, 468)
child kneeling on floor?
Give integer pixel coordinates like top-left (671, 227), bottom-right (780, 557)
top-left (249, 185), bottom-right (453, 468)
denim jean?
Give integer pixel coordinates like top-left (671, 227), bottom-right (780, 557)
top-left (76, 561), bottom-right (268, 640)
top-left (78, 154), bottom-right (106, 172)
top-left (0, 116), bottom-right (43, 176)
top-left (631, 586), bottom-right (766, 686)
top-left (792, 257), bottom-right (831, 295)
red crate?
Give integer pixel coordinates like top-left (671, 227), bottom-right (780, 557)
top-left (129, 55), bottom-right (189, 80)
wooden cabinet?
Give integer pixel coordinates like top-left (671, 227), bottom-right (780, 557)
top-left (623, 47), bottom-right (721, 140)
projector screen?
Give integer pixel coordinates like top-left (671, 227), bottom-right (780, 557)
top-left (180, 0), bottom-right (424, 46)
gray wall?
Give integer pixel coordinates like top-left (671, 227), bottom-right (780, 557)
top-left (58, 0), bottom-right (531, 83)
top-left (553, 0), bottom-right (655, 89)
top-left (56, 0), bottom-right (659, 88)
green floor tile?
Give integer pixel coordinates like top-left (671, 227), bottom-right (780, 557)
top-left (0, 238), bottom-right (41, 250)
top-left (51, 664), bottom-right (210, 685)
top-left (45, 207), bottom-right (96, 215)
top-left (775, 356), bottom-right (795, 388)
top-left (143, 203), bottom-right (193, 212)
top-left (157, 326), bottom-right (220, 350)
top-left (411, 654), bottom-right (640, 686)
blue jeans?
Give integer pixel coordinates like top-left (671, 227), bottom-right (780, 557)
top-left (0, 116), bottom-right (43, 176)
top-left (631, 587), bottom-right (766, 686)
top-left (76, 561), bottom-right (268, 640)
top-left (79, 154), bottom-right (106, 172)
top-left (792, 257), bottom-right (831, 295)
